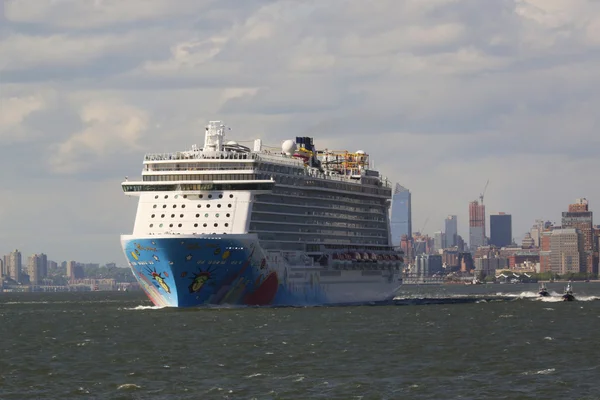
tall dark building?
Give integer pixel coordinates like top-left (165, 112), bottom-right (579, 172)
top-left (490, 213), bottom-right (512, 248)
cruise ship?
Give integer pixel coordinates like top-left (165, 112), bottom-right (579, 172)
top-left (120, 121), bottom-right (404, 307)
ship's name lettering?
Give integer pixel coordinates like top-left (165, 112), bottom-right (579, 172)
top-left (136, 244), bottom-right (157, 252)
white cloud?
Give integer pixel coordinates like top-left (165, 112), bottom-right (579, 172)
top-left (51, 99), bottom-right (149, 173)
top-left (0, 94), bottom-right (45, 142)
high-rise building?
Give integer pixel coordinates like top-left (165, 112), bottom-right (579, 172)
top-left (469, 200), bottom-right (486, 251)
top-left (539, 226), bottom-right (553, 273)
top-left (0, 258), bottom-right (4, 276)
top-left (390, 184), bottom-right (412, 246)
top-left (490, 213), bottom-right (512, 248)
top-left (521, 232), bottom-right (535, 249)
top-left (561, 198), bottom-right (595, 274)
top-left (445, 215), bottom-right (458, 247)
top-left (8, 250), bottom-right (22, 282)
top-left (529, 219), bottom-right (545, 248)
top-left (67, 261), bottom-right (77, 282)
top-left (433, 231), bottom-right (446, 252)
top-left (27, 254), bottom-right (42, 285)
top-left (38, 253), bottom-right (48, 279)
top-left (550, 229), bottom-right (585, 275)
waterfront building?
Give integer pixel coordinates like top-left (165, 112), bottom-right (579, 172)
top-left (490, 213), bottom-right (512, 248)
top-left (469, 200), bottom-right (486, 251)
top-left (390, 184), bottom-right (412, 246)
top-left (549, 228), bottom-right (585, 275)
top-left (561, 198), bottom-right (596, 274)
top-left (7, 250), bottom-right (22, 282)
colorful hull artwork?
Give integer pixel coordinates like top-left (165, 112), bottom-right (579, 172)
top-left (121, 235), bottom-right (336, 307)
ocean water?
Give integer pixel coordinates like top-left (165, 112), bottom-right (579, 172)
top-left (1, 283), bottom-right (600, 400)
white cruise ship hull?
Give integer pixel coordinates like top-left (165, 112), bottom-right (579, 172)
top-left (122, 234), bottom-right (402, 307)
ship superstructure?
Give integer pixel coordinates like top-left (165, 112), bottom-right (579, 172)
top-left (121, 121), bottom-right (403, 307)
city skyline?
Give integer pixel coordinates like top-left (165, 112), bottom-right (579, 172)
top-left (2, 0), bottom-right (600, 262)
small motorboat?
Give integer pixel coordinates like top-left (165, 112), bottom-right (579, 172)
top-left (538, 283), bottom-right (550, 297)
top-left (562, 282), bottom-right (575, 302)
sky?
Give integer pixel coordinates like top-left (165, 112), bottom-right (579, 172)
top-left (1, 0), bottom-right (599, 265)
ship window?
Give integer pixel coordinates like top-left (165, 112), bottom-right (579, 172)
top-left (161, 214), bottom-right (165, 218)
top-left (219, 194), bottom-right (223, 198)
top-left (171, 214), bottom-right (175, 218)
top-left (229, 194), bottom-right (234, 198)
top-left (183, 195), bottom-right (188, 199)
top-left (169, 224), bottom-right (173, 228)
top-left (206, 204), bottom-right (210, 208)
top-left (178, 224), bottom-right (182, 228)
top-left (150, 224), bottom-right (154, 228)
top-left (208, 194), bottom-right (213, 199)
top-left (173, 205), bottom-right (177, 208)
top-left (194, 223), bottom-right (198, 227)
top-left (196, 214), bottom-right (200, 217)
top-left (226, 213), bottom-right (230, 217)
top-left (197, 204), bottom-right (201, 208)
top-left (151, 214), bottom-right (155, 218)
top-left (163, 205), bottom-right (167, 208)
top-left (159, 223), bottom-right (163, 228)
top-left (205, 213), bottom-right (209, 217)
top-left (155, 195), bottom-right (158, 199)
top-left (153, 205), bottom-right (157, 208)
top-left (199, 195), bottom-right (203, 198)
top-left (225, 223), bottom-right (229, 227)
top-left (217, 204), bottom-right (221, 208)
top-left (228, 204), bottom-right (232, 208)
top-left (174, 195), bottom-right (179, 199)
top-left (182, 205), bottom-right (186, 208)
top-left (180, 214), bottom-right (184, 217)
top-left (214, 223), bottom-right (218, 227)
top-left (216, 213), bottom-right (219, 218)
top-left (203, 223), bottom-right (207, 227)
top-left (164, 195), bottom-right (168, 199)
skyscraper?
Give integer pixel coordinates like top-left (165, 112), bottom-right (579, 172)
top-left (390, 184), bottom-right (412, 246)
top-left (469, 200), bottom-right (486, 251)
top-left (8, 250), bottom-right (22, 282)
top-left (561, 198), bottom-right (595, 274)
top-left (490, 213), bottom-right (512, 248)
top-left (28, 255), bottom-right (41, 285)
top-left (433, 231), bottom-right (446, 252)
top-left (445, 215), bottom-right (458, 247)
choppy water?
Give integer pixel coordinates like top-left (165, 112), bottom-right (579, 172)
top-left (1, 283), bottom-right (600, 399)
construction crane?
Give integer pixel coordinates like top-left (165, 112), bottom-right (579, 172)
top-left (419, 216), bottom-right (429, 235)
top-left (479, 179), bottom-right (489, 204)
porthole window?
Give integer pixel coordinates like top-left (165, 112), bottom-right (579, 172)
top-left (150, 224), bottom-right (154, 228)
top-left (218, 194), bottom-right (223, 199)
top-left (204, 213), bottom-right (209, 217)
top-left (197, 204), bottom-right (201, 208)
top-left (159, 223), bottom-right (163, 228)
top-left (163, 205), bottom-right (167, 208)
top-left (199, 194), bottom-right (204, 199)
top-left (180, 214), bottom-right (184, 218)
top-left (208, 194), bottom-right (213, 199)
top-left (171, 214), bottom-right (175, 218)
top-left (161, 214), bottom-right (165, 218)
top-left (155, 195), bottom-right (159, 199)
top-left (217, 204), bottom-right (221, 208)
top-left (226, 213), bottom-right (231, 217)
top-left (228, 204), bottom-right (232, 208)
top-left (216, 213), bottom-right (220, 218)
top-left (183, 195), bottom-right (188, 199)
top-left (214, 223), bottom-right (218, 227)
top-left (182, 205), bottom-right (186, 209)
top-left (178, 224), bottom-right (182, 228)
top-left (225, 223), bottom-right (229, 227)
top-left (151, 214), bottom-right (155, 218)
top-left (195, 213), bottom-right (200, 217)
top-left (153, 205), bottom-right (157, 208)
top-left (164, 195), bottom-right (168, 199)
top-left (194, 223), bottom-right (198, 227)
top-left (169, 224), bottom-right (173, 228)
top-left (173, 205), bottom-right (177, 208)
top-left (203, 223), bottom-right (207, 227)
top-left (174, 195), bottom-right (179, 199)
top-left (206, 204), bottom-right (210, 208)
top-left (229, 194), bottom-right (234, 198)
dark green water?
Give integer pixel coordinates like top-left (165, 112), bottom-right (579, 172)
top-left (1, 283), bottom-right (600, 399)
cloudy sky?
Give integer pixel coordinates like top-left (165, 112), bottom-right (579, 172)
top-left (1, 0), bottom-right (599, 265)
